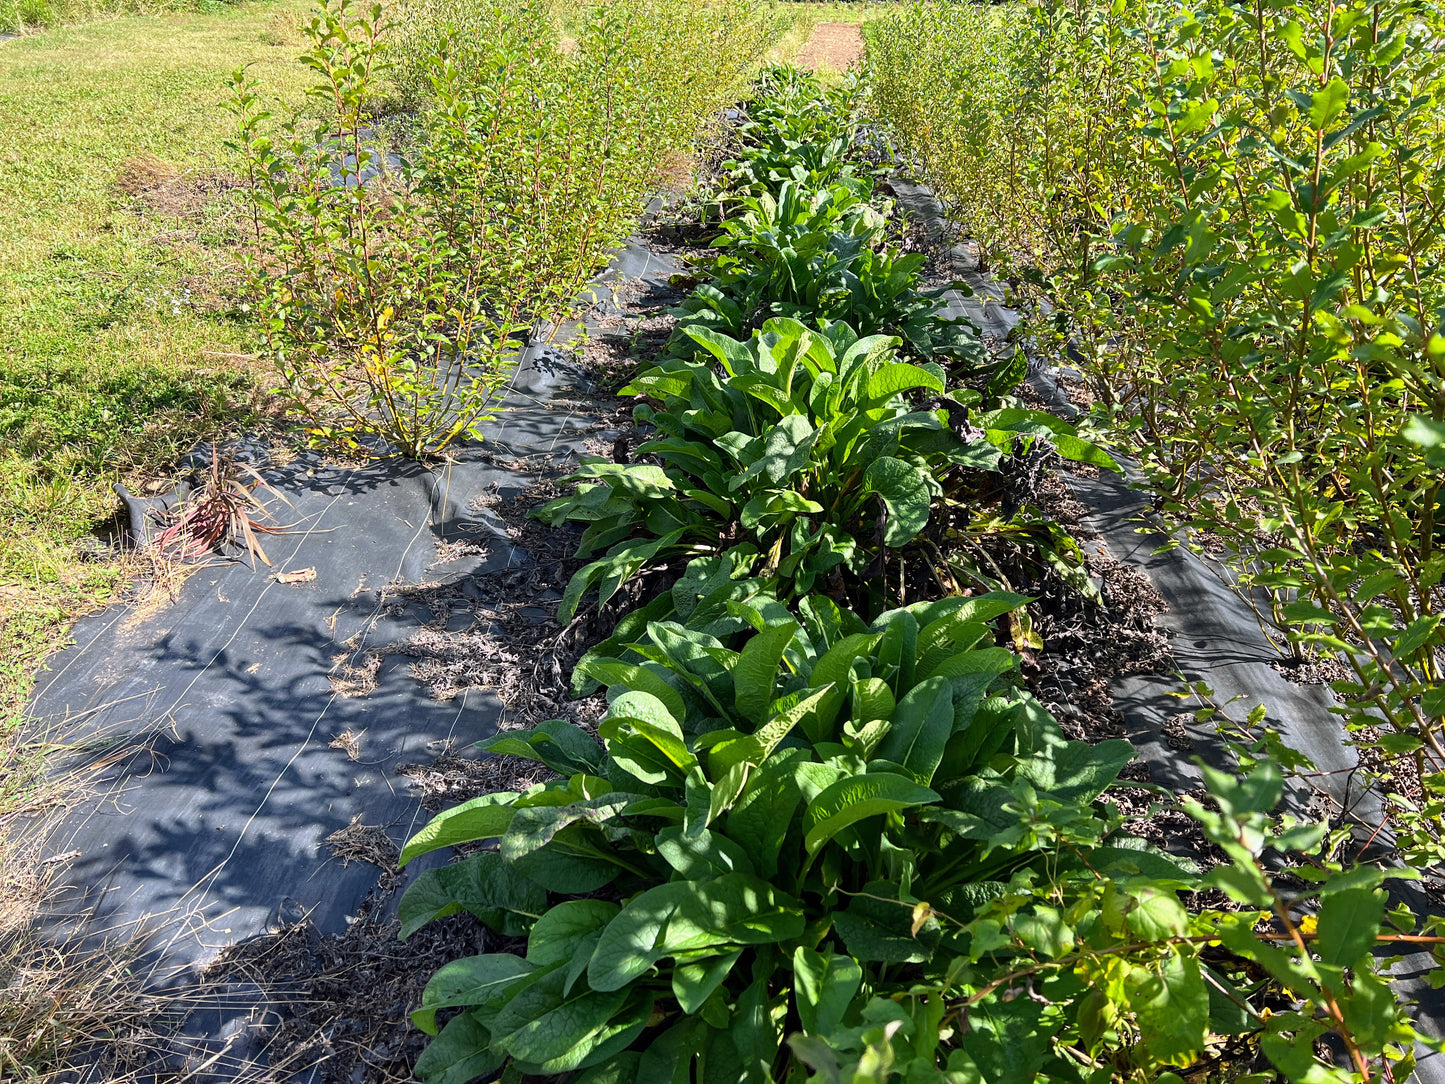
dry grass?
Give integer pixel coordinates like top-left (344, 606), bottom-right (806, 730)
top-left (0, 741), bottom-right (162, 1082)
top-left (114, 152), bottom-right (243, 219)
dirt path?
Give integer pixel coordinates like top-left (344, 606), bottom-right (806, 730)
top-left (795, 21), bottom-right (864, 73)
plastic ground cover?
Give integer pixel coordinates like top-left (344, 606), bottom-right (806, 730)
top-left (26, 239), bottom-right (681, 1079)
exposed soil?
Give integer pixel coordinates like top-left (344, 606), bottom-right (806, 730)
top-left (794, 21), bottom-right (865, 73)
top-left (116, 153), bottom-right (243, 219)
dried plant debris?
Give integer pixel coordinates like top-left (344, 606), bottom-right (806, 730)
top-left (432, 536), bottom-right (488, 563)
top-left (115, 153), bottom-right (242, 219)
top-left (150, 451), bottom-right (294, 569)
top-left (325, 815), bottom-right (398, 868)
top-left (329, 650), bottom-right (382, 698)
top-left (1161, 712), bottom-right (1195, 750)
top-left (1027, 476), bottom-right (1174, 744)
top-left (106, 901), bottom-right (500, 1083)
top-left (396, 741), bottom-right (554, 812)
top-left (328, 729), bottom-right (365, 761)
top-left (1272, 653), bottom-right (1353, 687)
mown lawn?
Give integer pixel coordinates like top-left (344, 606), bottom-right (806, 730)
top-left (0, 0), bottom-right (315, 725)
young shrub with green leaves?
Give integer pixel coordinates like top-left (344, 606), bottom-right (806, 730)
top-left (231, 0), bottom-right (778, 459)
top-left (869, 0), bottom-right (1445, 875)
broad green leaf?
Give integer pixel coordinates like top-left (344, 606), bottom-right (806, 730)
top-left (731, 974), bottom-right (785, 1081)
top-left (512, 836), bottom-right (620, 894)
top-left (864, 361), bottom-right (944, 405)
top-left (792, 946), bottom-right (862, 1035)
top-left (1125, 887), bottom-right (1189, 940)
top-left (412, 953), bottom-right (535, 1035)
top-left (734, 619), bottom-right (799, 722)
top-left (489, 966), bottom-right (640, 1072)
top-left (576, 659), bottom-right (688, 723)
top-left (400, 792), bottom-right (520, 867)
top-left (1315, 887), bottom-right (1385, 967)
top-left (635, 1017), bottom-right (709, 1084)
top-left (862, 456), bottom-right (931, 546)
top-left (875, 674), bottom-right (953, 784)
top-left (560, 529), bottom-right (688, 622)
top-left (588, 874), bottom-right (805, 991)
top-left (851, 676), bottom-right (895, 722)
top-left (1014, 738), bottom-right (1134, 804)
top-left (1013, 904), bottom-right (1075, 958)
top-left (656, 825), bottom-right (756, 878)
top-left (527, 899), bottom-right (621, 970)
top-left (1307, 77), bottom-right (1349, 130)
top-left (726, 750), bottom-right (807, 877)
top-left (957, 990), bottom-right (1050, 1083)
top-left (922, 647), bottom-right (1015, 685)
top-left (399, 852), bottom-right (547, 939)
top-left (802, 772), bottom-right (940, 855)
top-left (833, 885), bottom-right (941, 963)
top-left (1201, 760), bottom-right (1283, 818)
top-left (1124, 948), bottom-right (1209, 1066)
top-left (573, 1052), bottom-right (641, 1084)
top-left (729, 414), bottom-right (818, 490)
top-left (501, 793), bottom-right (637, 862)
top-left (672, 947), bottom-right (744, 1014)
top-left (915, 615), bottom-right (988, 677)
top-left (875, 612), bottom-right (918, 693)
top-left (709, 686), bottom-right (835, 775)
top-left (474, 718), bottom-right (608, 776)
top-left (809, 632), bottom-right (881, 692)
top-left (413, 1010), bottom-right (503, 1084)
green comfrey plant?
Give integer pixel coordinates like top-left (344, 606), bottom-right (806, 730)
top-left (788, 751), bottom-right (1439, 1083)
top-left (723, 65), bottom-right (877, 197)
top-left (536, 317), bottom-right (1102, 623)
top-left (673, 179), bottom-right (989, 375)
top-left (394, 591), bottom-right (1167, 1082)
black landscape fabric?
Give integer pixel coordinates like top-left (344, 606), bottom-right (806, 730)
top-left (28, 239), bottom-right (679, 992)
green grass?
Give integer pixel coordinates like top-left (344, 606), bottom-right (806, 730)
top-left (0, 0), bottom-right (316, 726)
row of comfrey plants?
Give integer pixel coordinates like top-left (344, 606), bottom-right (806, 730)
top-left (389, 65), bottom-right (1440, 1083)
top-left (228, 0), bottom-right (782, 459)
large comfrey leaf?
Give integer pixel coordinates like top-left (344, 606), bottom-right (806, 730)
top-left (587, 873), bottom-right (807, 992)
top-left (859, 455), bottom-right (933, 547)
top-left (399, 851), bottom-right (547, 939)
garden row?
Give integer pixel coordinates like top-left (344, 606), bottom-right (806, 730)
top-left (868, 0), bottom-right (1445, 880)
top-left (386, 67), bottom-right (1432, 1083)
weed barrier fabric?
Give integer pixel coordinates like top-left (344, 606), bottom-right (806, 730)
top-left (26, 238), bottom-right (682, 1081)
top-left (894, 176), bottom-right (1445, 1077)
